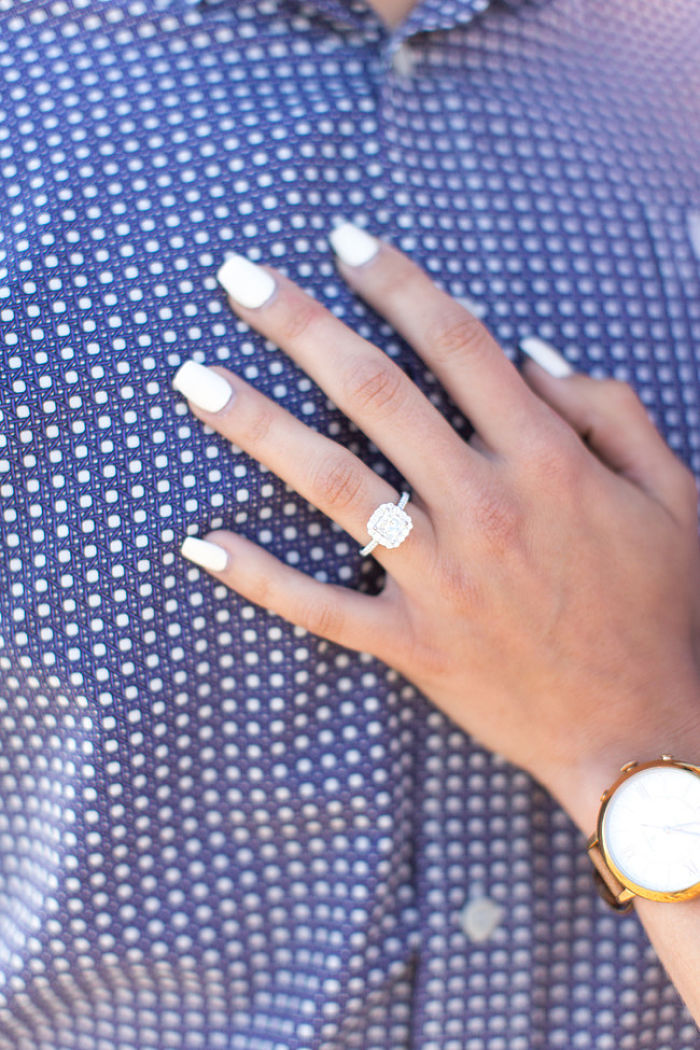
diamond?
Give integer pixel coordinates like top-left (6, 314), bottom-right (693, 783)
top-left (366, 502), bottom-right (413, 549)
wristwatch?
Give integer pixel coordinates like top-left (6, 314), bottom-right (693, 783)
top-left (587, 756), bottom-right (700, 910)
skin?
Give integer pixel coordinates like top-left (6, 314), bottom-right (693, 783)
top-left (365, 0), bottom-right (419, 29)
top-left (178, 235), bottom-right (700, 1019)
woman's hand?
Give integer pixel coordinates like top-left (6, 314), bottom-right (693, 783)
top-left (174, 222), bottom-right (700, 833)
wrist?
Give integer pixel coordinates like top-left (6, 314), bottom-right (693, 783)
top-left (545, 685), bottom-right (700, 836)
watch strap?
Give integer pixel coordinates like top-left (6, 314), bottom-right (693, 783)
top-left (586, 835), bottom-right (635, 912)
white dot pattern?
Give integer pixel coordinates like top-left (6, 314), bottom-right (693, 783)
top-left (0, 0), bottom-right (699, 1047)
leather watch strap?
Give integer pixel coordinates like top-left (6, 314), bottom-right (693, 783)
top-left (587, 836), bottom-right (635, 912)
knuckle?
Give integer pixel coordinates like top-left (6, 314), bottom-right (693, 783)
top-left (526, 425), bottom-right (584, 488)
top-left (471, 488), bottom-right (523, 548)
top-left (312, 455), bottom-right (364, 511)
top-left (429, 312), bottom-right (485, 364)
top-left (243, 401), bottom-right (276, 447)
top-left (345, 358), bottom-right (405, 415)
top-left (249, 570), bottom-right (273, 609)
top-left (299, 598), bottom-right (344, 640)
top-left (412, 637), bottom-right (451, 683)
top-left (602, 379), bottom-right (642, 413)
top-left (372, 263), bottom-right (414, 302)
top-left (278, 296), bottom-right (324, 344)
top-left (437, 559), bottom-right (485, 614)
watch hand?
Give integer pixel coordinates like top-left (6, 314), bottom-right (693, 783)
top-left (639, 823), bottom-right (700, 840)
top-left (639, 822), bottom-right (700, 836)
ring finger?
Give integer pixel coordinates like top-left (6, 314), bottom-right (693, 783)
top-left (172, 360), bottom-right (432, 568)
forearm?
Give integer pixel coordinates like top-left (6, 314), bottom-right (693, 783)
top-left (635, 897), bottom-right (700, 1019)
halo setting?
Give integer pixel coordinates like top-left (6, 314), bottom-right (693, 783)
top-left (359, 492), bottom-right (413, 557)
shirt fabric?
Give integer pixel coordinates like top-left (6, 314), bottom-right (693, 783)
top-left (1, 0), bottom-right (699, 1047)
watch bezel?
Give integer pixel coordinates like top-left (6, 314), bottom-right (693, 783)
top-left (596, 757), bottom-right (700, 903)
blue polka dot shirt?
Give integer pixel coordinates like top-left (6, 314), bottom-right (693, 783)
top-left (1, 0), bottom-right (699, 1047)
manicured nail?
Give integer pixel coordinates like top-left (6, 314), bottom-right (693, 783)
top-left (217, 253), bottom-right (276, 309)
top-left (329, 221), bottom-right (379, 267)
top-left (181, 536), bottom-right (228, 572)
top-left (173, 360), bottom-right (233, 413)
top-left (519, 336), bottom-right (574, 378)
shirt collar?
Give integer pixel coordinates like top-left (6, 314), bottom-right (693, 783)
top-left (393, 0), bottom-right (553, 46)
top-left (299, 0), bottom-right (495, 38)
top-left (394, 0), bottom-right (491, 45)
top-left (195, 0), bottom-right (547, 47)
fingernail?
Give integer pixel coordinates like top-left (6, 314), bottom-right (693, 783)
top-left (217, 253), bottom-right (276, 309)
top-left (173, 360), bottom-right (233, 413)
top-left (519, 336), bottom-right (574, 378)
top-left (329, 221), bottom-right (380, 267)
top-left (181, 536), bottom-right (228, 572)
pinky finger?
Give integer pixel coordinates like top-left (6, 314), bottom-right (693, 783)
top-left (520, 338), bottom-right (697, 520)
top-left (180, 532), bottom-right (391, 655)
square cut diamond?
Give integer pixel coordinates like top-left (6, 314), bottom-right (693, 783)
top-left (367, 503), bottom-right (413, 549)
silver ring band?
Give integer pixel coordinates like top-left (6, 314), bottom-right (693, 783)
top-left (359, 491), bottom-right (413, 557)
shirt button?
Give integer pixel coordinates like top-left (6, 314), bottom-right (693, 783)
top-left (391, 42), bottom-right (418, 77)
top-left (460, 896), bottom-right (505, 942)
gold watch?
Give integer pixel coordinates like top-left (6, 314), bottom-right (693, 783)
top-left (587, 756), bottom-right (700, 911)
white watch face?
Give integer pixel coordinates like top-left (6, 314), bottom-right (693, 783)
top-left (602, 765), bottom-right (700, 894)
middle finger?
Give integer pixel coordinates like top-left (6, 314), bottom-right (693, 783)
top-left (215, 254), bottom-right (487, 501)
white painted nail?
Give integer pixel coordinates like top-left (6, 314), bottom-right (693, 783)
top-left (173, 360), bottom-right (233, 413)
top-left (519, 335), bottom-right (574, 378)
top-left (181, 536), bottom-right (228, 572)
top-left (217, 253), bottom-right (276, 309)
top-left (329, 221), bottom-right (380, 267)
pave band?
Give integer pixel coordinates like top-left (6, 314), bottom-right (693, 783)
top-left (359, 491), bottom-right (413, 557)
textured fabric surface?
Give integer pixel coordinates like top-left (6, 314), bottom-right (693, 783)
top-left (1, 0), bottom-right (699, 1047)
